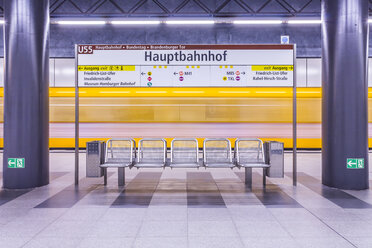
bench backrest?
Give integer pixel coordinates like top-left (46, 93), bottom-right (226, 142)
top-left (105, 138), bottom-right (135, 164)
top-left (235, 138), bottom-right (265, 164)
top-left (203, 138), bottom-right (232, 164)
top-left (138, 138), bottom-right (167, 163)
top-left (171, 138), bottom-right (199, 164)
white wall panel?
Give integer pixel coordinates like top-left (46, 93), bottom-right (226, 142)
top-left (0, 58), bottom-right (3, 87)
top-left (49, 59), bottom-right (55, 87)
top-left (0, 59), bottom-right (54, 87)
top-left (296, 58), bottom-right (306, 87)
top-left (55, 58), bottom-right (75, 87)
top-left (368, 58), bottom-right (372, 87)
top-left (307, 58), bottom-right (322, 87)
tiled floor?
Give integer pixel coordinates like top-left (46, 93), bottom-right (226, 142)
top-left (0, 151), bottom-right (372, 248)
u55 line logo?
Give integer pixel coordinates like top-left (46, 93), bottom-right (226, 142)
top-left (78, 45), bottom-right (93, 54)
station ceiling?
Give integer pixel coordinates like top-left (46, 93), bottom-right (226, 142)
top-left (0, 0), bottom-right (371, 18)
top-left (0, 0), bottom-right (326, 18)
top-left (51, 0), bottom-right (321, 17)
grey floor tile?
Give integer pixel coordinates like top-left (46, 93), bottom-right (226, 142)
top-left (38, 220), bottom-right (96, 238)
top-left (188, 221), bottom-right (238, 237)
top-left (78, 237), bottom-right (134, 248)
top-left (0, 219), bottom-right (54, 238)
top-left (59, 207), bottom-right (108, 221)
top-left (345, 209), bottom-right (372, 222)
top-left (189, 236), bottom-right (244, 248)
top-left (145, 206), bottom-right (187, 221)
top-left (235, 221), bottom-right (290, 238)
top-left (100, 208), bottom-right (147, 222)
top-left (268, 208), bottom-right (319, 222)
top-left (280, 220), bottom-right (339, 238)
top-left (0, 208), bottom-right (30, 225)
top-left (0, 237), bottom-right (31, 248)
top-left (133, 237), bottom-right (187, 248)
top-left (23, 237), bottom-right (82, 248)
top-left (241, 237), bottom-right (299, 248)
top-left (228, 206), bottom-right (277, 222)
top-left (20, 208), bottom-right (68, 221)
top-left (308, 208), bottom-right (364, 221)
top-left (325, 220), bottom-right (372, 238)
top-left (87, 220), bottom-right (141, 238)
top-left (295, 237), bottom-right (355, 248)
top-left (347, 237), bottom-right (372, 248)
top-left (188, 207), bottom-right (232, 221)
top-left (138, 221), bottom-right (187, 237)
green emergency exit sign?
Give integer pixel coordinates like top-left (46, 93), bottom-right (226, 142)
top-left (8, 158), bottom-right (25, 168)
top-left (346, 158), bottom-right (364, 169)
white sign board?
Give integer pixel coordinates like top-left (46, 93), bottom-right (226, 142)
top-left (77, 44), bottom-right (294, 87)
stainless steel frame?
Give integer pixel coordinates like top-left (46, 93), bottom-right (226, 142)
top-left (170, 138), bottom-right (199, 168)
top-left (235, 138), bottom-right (266, 166)
top-left (293, 44), bottom-right (297, 186)
top-left (135, 138), bottom-right (167, 168)
top-left (74, 45), bottom-right (79, 185)
top-left (203, 138), bottom-right (234, 168)
top-left (235, 138), bottom-right (269, 188)
top-left (104, 138), bottom-right (136, 165)
top-left (100, 138), bottom-right (135, 186)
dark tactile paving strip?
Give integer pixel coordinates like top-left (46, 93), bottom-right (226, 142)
top-left (111, 172), bottom-right (162, 208)
top-left (287, 172), bottom-right (372, 209)
top-left (235, 172), bottom-right (302, 208)
top-left (0, 188), bottom-right (32, 206)
top-left (0, 172), bottom-right (69, 207)
top-left (50, 172), bottom-right (69, 181)
top-left (186, 172), bottom-right (226, 208)
top-left (150, 179), bottom-right (187, 206)
top-left (35, 173), bottom-right (113, 208)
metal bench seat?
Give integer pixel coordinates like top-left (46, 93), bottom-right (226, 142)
top-left (99, 138), bottom-right (135, 186)
top-left (203, 138), bottom-right (235, 168)
top-left (100, 162), bottom-right (132, 168)
top-left (238, 163), bottom-right (270, 168)
top-left (134, 138), bottom-right (167, 168)
top-left (235, 138), bottom-right (268, 187)
top-left (204, 162), bottom-right (235, 168)
top-left (170, 138), bottom-right (200, 168)
top-left (134, 163), bottom-right (166, 168)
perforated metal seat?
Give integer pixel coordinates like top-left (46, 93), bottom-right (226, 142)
top-left (235, 138), bottom-right (269, 187)
top-left (203, 138), bottom-right (235, 168)
top-left (134, 138), bottom-right (167, 168)
top-left (99, 138), bottom-right (135, 186)
top-left (235, 138), bottom-right (267, 168)
top-left (170, 138), bottom-right (200, 168)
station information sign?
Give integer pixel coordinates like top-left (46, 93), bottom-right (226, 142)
top-left (76, 44), bottom-right (294, 87)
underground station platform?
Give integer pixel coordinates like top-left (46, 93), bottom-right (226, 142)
top-left (2, 0), bottom-right (372, 248)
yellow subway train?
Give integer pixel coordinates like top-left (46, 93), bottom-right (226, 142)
top-left (1, 87), bottom-right (371, 148)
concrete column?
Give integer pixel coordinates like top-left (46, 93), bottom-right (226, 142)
top-left (2, 0), bottom-right (50, 189)
top-left (322, 0), bottom-right (369, 190)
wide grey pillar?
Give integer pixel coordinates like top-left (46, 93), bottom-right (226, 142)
top-left (322, 0), bottom-right (369, 190)
top-left (2, 0), bottom-right (50, 189)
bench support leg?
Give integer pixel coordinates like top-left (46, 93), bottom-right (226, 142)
top-left (245, 167), bottom-right (252, 189)
top-left (103, 168), bottom-right (107, 186)
top-left (118, 167), bottom-right (125, 186)
top-left (263, 168), bottom-right (267, 188)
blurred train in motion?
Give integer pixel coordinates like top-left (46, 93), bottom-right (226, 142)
top-left (0, 57), bottom-right (371, 149)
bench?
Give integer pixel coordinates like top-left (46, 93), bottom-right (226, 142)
top-left (134, 138), bottom-right (167, 168)
top-left (170, 138), bottom-right (200, 168)
top-left (203, 138), bottom-right (235, 168)
top-left (94, 137), bottom-right (282, 188)
top-left (99, 138), bottom-right (135, 186)
top-left (235, 138), bottom-right (269, 187)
